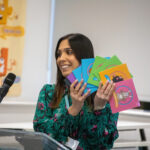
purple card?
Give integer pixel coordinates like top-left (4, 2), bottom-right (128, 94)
top-left (66, 72), bottom-right (76, 83)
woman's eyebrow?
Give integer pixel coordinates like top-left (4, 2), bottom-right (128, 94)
top-left (63, 48), bottom-right (72, 50)
top-left (58, 48), bottom-right (72, 51)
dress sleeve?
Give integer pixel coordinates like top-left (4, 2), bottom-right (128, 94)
top-left (79, 103), bottom-right (119, 149)
top-left (33, 84), bottom-right (79, 143)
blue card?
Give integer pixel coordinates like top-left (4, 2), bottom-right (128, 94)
top-left (81, 58), bottom-right (95, 83)
top-left (72, 65), bottom-right (82, 82)
top-left (81, 58), bottom-right (98, 94)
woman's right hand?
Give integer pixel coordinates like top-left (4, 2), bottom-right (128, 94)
top-left (68, 79), bottom-right (90, 116)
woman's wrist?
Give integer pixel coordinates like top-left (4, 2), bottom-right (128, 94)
top-left (68, 106), bottom-right (80, 116)
top-left (94, 105), bottom-right (105, 111)
top-left (94, 100), bottom-right (107, 111)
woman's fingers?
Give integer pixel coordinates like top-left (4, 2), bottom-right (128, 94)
top-left (70, 79), bottom-right (78, 92)
top-left (97, 81), bottom-right (103, 92)
top-left (70, 79), bottom-right (88, 98)
top-left (103, 81), bottom-right (113, 95)
top-left (70, 79), bottom-right (83, 93)
top-left (81, 89), bottom-right (91, 100)
top-left (70, 79), bottom-right (91, 102)
top-left (100, 80), bottom-right (109, 93)
top-left (74, 79), bottom-right (84, 92)
top-left (107, 83), bottom-right (115, 97)
top-left (78, 82), bottom-right (87, 96)
top-left (96, 80), bottom-right (116, 101)
top-left (103, 82), bottom-right (115, 101)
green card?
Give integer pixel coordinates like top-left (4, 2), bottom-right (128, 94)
top-left (94, 55), bottom-right (122, 81)
top-left (87, 56), bottom-right (107, 86)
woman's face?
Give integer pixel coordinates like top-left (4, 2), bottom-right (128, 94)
top-left (56, 39), bottom-right (80, 77)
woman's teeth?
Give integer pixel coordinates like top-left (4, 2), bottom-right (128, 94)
top-left (61, 65), bottom-right (70, 69)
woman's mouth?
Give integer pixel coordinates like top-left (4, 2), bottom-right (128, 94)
top-left (61, 65), bottom-right (71, 71)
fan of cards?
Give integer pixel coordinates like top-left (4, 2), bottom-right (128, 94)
top-left (65, 55), bottom-right (140, 113)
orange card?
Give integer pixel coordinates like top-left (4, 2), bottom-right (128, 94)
top-left (99, 64), bottom-right (132, 83)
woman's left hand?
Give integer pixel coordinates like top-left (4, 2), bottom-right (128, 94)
top-left (94, 81), bottom-right (115, 110)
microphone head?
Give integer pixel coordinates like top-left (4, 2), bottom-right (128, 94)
top-left (3, 73), bottom-right (16, 87)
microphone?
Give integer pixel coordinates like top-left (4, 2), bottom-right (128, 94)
top-left (0, 73), bottom-right (16, 103)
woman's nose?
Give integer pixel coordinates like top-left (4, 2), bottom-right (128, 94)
top-left (59, 52), bottom-right (67, 60)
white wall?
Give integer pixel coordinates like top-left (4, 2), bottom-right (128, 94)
top-left (4, 0), bottom-right (51, 103)
top-left (52, 0), bottom-right (150, 102)
top-left (4, 0), bottom-right (150, 103)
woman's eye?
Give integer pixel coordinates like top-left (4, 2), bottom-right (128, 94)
top-left (67, 50), bottom-right (73, 55)
top-left (56, 51), bottom-right (61, 57)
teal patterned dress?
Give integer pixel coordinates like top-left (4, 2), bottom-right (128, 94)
top-left (33, 84), bottom-right (119, 150)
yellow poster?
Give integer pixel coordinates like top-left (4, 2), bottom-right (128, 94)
top-left (0, 0), bottom-right (26, 96)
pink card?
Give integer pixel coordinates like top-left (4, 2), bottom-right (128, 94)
top-left (109, 79), bottom-right (140, 113)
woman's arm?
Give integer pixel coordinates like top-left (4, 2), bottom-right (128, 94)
top-left (79, 103), bottom-right (119, 149)
top-left (33, 84), bottom-right (79, 143)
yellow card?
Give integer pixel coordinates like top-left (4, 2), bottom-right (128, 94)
top-left (99, 64), bottom-right (132, 83)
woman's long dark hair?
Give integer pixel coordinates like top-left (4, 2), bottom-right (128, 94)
top-left (50, 33), bottom-right (95, 109)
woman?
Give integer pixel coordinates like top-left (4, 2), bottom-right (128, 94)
top-left (33, 33), bottom-right (119, 150)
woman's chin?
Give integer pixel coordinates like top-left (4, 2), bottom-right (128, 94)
top-left (62, 70), bottom-right (72, 77)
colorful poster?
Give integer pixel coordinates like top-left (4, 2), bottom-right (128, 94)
top-left (0, 0), bottom-right (26, 96)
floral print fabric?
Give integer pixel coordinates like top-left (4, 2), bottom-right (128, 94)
top-left (33, 84), bottom-right (119, 150)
